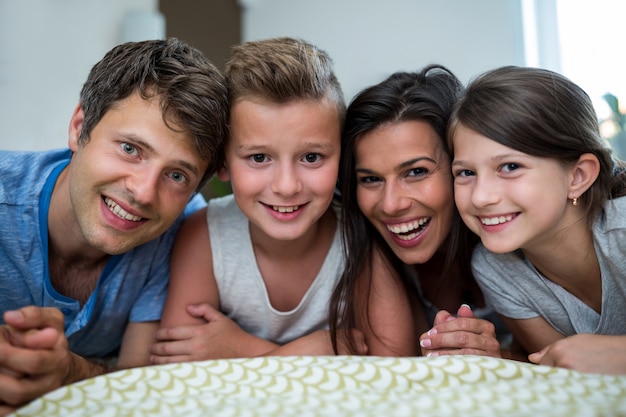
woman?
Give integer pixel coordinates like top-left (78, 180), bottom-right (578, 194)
top-left (330, 65), bottom-right (508, 357)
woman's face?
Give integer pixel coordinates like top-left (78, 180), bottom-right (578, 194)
top-left (355, 120), bottom-right (455, 265)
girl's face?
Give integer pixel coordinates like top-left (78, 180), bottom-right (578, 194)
top-left (355, 120), bottom-right (455, 265)
top-left (220, 98), bottom-right (341, 242)
top-left (451, 124), bottom-right (575, 254)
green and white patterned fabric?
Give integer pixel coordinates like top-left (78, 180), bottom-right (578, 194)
top-left (12, 355), bottom-right (626, 417)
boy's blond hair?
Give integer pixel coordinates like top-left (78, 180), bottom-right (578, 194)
top-left (225, 37), bottom-right (345, 121)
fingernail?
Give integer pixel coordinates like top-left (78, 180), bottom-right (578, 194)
top-left (427, 328), bottom-right (437, 336)
top-left (420, 338), bottom-right (431, 348)
top-left (426, 352), bottom-right (439, 357)
top-left (461, 303), bottom-right (471, 309)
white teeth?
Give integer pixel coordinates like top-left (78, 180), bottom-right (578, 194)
top-left (273, 205), bottom-right (299, 213)
top-left (480, 215), bottom-right (514, 225)
top-left (104, 197), bottom-right (142, 222)
top-left (395, 231), bottom-right (420, 241)
top-left (386, 218), bottom-right (429, 234)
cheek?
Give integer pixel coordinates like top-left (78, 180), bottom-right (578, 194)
top-left (455, 187), bottom-right (477, 219)
top-left (306, 165), bottom-right (339, 198)
top-left (356, 187), bottom-right (376, 219)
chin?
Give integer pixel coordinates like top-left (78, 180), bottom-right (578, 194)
top-left (393, 248), bottom-right (435, 266)
top-left (482, 241), bottom-right (516, 254)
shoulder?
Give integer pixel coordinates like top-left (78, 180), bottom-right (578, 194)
top-left (0, 149), bottom-right (71, 202)
top-left (600, 196), bottom-right (626, 230)
top-left (207, 193), bottom-right (237, 212)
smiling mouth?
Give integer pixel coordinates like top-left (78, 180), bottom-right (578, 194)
top-left (104, 197), bottom-right (143, 222)
top-left (479, 214), bottom-right (515, 226)
top-left (272, 205), bottom-right (300, 213)
top-left (386, 218), bottom-right (430, 241)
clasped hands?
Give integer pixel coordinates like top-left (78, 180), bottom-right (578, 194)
top-left (0, 307), bottom-right (72, 416)
top-left (418, 304), bottom-right (502, 358)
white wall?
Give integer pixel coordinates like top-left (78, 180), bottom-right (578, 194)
top-left (0, 0), bottom-right (525, 151)
top-left (0, 0), bottom-right (163, 151)
top-left (240, 0), bottom-right (525, 102)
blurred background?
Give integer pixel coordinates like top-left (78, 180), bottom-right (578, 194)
top-left (1, 0), bottom-right (625, 194)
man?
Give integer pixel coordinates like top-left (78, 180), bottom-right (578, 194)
top-left (0, 38), bottom-right (228, 413)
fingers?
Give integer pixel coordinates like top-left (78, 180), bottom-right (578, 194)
top-left (420, 309), bottom-right (500, 357)
top-left (5, 327), bottom-right (61, 351)
top-left (4, 307), bottom-right (65, 332)
top-left (186, 303), bottom-right (222, 322)
top-left (150, 337), bottom-right (197, 357)
top-left (528, 346), bottom-right (548, 365)
top-left (432, 310), bottom-right (456, 326)
top-left (153, 325), bottom-right (196, 343)
top-left (427, 316), bottom-right (497, 339)
top-left (456, 304), bottom-right (476, 318)
top-left (420, 327), bottom-right (499, 354)
top-left (0, 341), bottom-right (63, 375)
top-left (0, 370), bottom-right (62, 407)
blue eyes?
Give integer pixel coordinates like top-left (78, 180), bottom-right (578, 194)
top-left (121, 142), bottom-right (138, 155)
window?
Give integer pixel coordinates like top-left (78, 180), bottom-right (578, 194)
top-left (525, 0), bottom-right (626, 156)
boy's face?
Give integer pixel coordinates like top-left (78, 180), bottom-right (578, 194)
top-left (220, 98), bottom-right (341, 242)
top-left (63, 92), bottom-right (208, 255)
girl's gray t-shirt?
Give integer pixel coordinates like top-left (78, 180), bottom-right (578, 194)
top-left (472, 196), bottom-right (626, 336)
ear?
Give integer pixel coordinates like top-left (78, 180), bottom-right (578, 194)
top-left (216, 164), bottom-right (230, 182)
top-left (568, 153), bottom-right (600, 199)
top-left (68, 103), bottom-right (85, 151)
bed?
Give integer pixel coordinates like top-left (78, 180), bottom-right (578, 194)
top-left (12, 355), bottom-right (626, 417)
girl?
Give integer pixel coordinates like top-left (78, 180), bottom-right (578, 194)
top-left (449, 66), bottom-right (626, 374)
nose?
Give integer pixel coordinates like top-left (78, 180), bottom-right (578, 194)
top-left (380, 180), bottom-right (411, 215)
top-left (470, 175), bottom-right (500, 208)
top-left (270, 162), bottom-right (302, 196)
top-left (126, 165), bottom-right (160, 206)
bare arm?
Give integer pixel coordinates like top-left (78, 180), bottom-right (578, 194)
top-left (159, 208), bottom-right (220, 329)
top-left (500, 315), bottom-right (564, 355)
top-left (529, 334), bottom-right (626, 374)
top-left (356, 245), bottom-right (418, 357)
top-left (504, 315), bottom-right (626, 374)
top-left (116, 321), bottom-right (159, 368)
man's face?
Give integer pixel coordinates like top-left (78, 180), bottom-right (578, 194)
top-left (65, 93), bottom-right (208, 255)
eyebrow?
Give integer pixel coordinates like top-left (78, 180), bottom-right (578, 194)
top-left (397, 156), bottom-right (436, 170)
top-left (452, 153), bottom-right (527, 167)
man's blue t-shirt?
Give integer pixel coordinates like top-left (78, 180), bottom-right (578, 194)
top-left (0, 149), bottom-right (206, 358)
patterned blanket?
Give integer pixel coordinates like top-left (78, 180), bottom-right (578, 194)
top-left (12, 355), bottom-right (626, 417)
